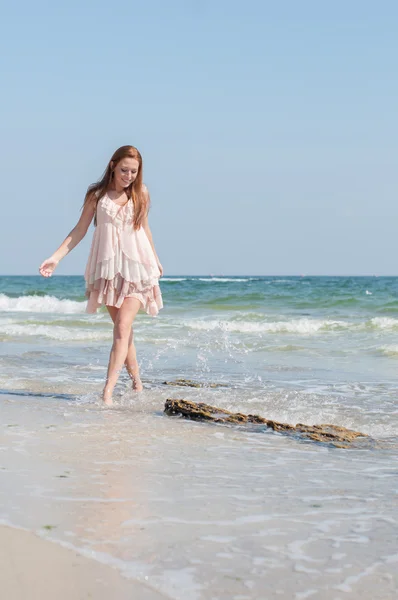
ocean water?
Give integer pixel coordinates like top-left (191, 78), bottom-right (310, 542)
top-left (1, 275), bottom-right (397, 599)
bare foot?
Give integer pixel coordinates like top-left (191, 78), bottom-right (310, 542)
top-left (102, 388), bottom-right (113, 406)
top-left (132, 376), bottom-right (143, 392)
top-left (127, 367), bottom-right (144, 392)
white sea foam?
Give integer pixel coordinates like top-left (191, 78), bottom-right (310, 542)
top-left (369, 317), bottom-right (398, 330)
top-left (184, 318), bottom-right (351, 334)
top-left (0, 294), bottom-right (85, 314)
top-left (162, 278), bottom-right (187, 282)
top-left (377, 345), bottom-right (398, 356)
top-left (197, 278), bottom-right (249, 282)
top-left (1, 324), bottom-right (110, 341)
top-left (269, 279), bottom-right (291, 283)
top-left (183, 316), bottom-right (398, 335)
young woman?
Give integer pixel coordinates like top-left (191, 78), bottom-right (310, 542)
top-left (39, 145), bottom-right (163, 405)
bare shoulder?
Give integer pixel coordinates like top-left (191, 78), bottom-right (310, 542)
top-left (140, 184), bottom-right (151, 220)
top-left (142, 183), bottom-right (151, 209)
top-left (91, 188), bottom-right (104, 204)
top-left (82, 190), bottom-right (98, 215)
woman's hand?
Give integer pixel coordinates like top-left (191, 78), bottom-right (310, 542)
top-left (157, 260), bottom-right (164, 277)
top-left (39, 257), bottom-right (59, 278)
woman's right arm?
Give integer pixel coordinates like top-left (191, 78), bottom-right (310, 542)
top-left (39, 196), bottom-right (96, 278)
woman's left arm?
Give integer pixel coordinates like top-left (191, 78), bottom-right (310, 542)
top-left (142, 186), bottom-right (163, 277)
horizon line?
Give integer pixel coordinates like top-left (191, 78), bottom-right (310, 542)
top-left (0, 274), bottom-right (394, 278)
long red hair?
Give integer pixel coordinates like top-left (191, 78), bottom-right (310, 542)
top-left (83, 145), bottom-right (149, 230)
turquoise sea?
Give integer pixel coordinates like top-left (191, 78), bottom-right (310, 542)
top-left (1, 275), bottom-right (397, 598)
top-left (1, 275), bottom-right (398, 436)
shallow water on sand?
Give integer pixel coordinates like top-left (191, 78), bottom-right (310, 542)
top-left (1, 392), bottom-right (397, 600)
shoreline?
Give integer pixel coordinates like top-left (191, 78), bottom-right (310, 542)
top-left (1, 391), bottom-right (397, 599)
top-left (0, 524), bottom-right (166, 600)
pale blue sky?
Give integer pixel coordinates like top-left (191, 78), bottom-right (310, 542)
top-left (1, 0), bottom-right (397, 275)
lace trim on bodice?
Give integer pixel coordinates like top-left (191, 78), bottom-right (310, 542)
top-left (97, 193), bottom-right (134, 227)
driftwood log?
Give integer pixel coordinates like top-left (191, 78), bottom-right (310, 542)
top-left (164, 399), bottom-right (367, 448)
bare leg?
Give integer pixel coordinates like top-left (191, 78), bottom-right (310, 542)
top-left (124, 328), bottom-right (144, 392)
top-left (106, 305), bottom-right (143, 391)
top-left (106, 306), bottom-right (143, 392)
top-left (103, 298), bottom-right (142, 405)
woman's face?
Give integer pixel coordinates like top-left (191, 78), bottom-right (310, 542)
top-left (112, 157), bottom-right (140, 188)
